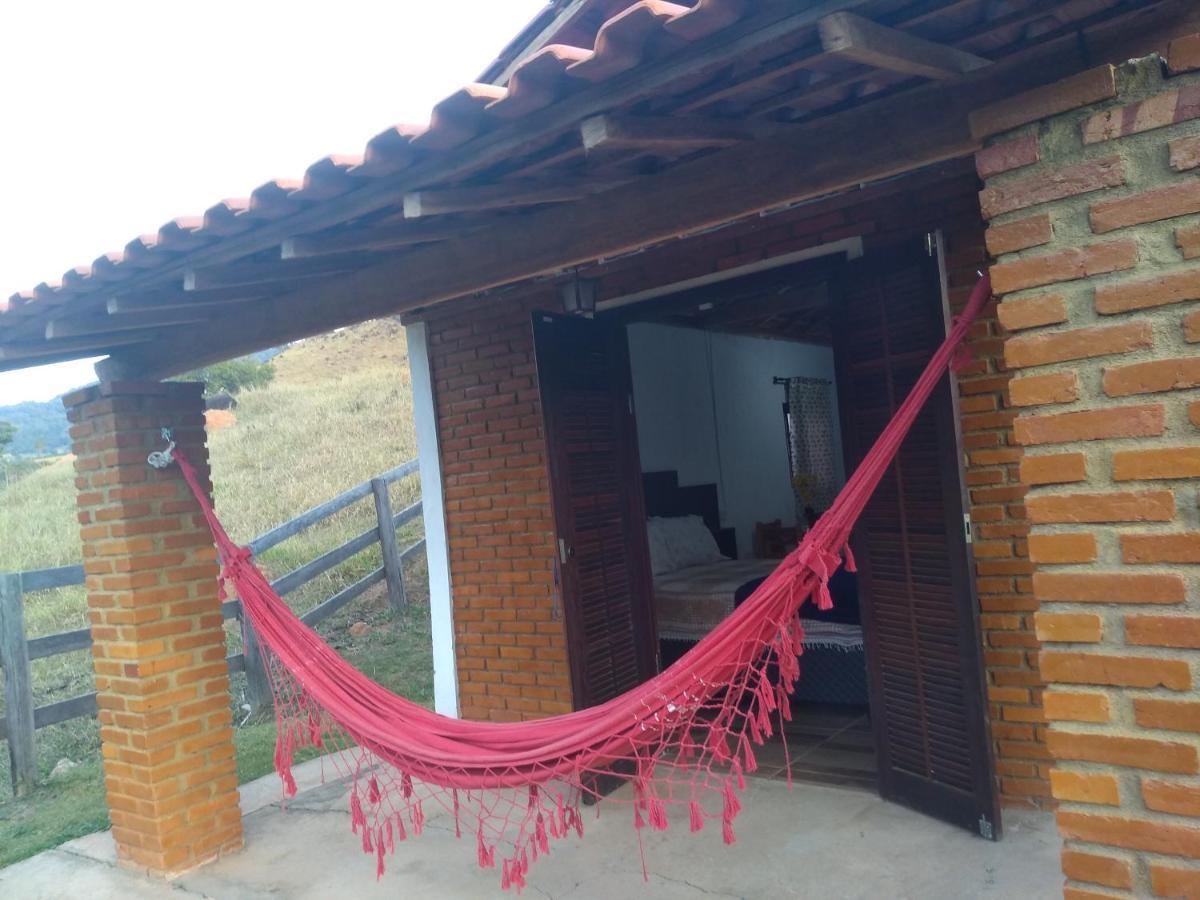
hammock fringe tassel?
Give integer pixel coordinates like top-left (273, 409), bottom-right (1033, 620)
top-left (169, 275), bottom-right (992, 890)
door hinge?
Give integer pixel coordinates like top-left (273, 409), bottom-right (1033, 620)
top-left (978, 814), bottom-right (994, 841)
top-left (558, 538), bottom-right (570, 566)
top-left (963, 514), bottom-right (973, 544)
top-left (628, 393), bottom-right (634, 415)
top-left (925, 232), bottom-right (936, 256)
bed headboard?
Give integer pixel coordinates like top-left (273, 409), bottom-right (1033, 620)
top-left (642, 471), bottom-right (737, 559)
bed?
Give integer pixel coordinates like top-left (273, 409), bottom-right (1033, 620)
top-left (643, 471), bottom-right (868, 706)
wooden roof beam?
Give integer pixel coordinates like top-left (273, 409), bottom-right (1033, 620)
top-left (817, 11), bottom-right (990, 80)
top-left (45, 306), bottom-right (212, 339)
top-left (107, 286), bottom-right (269, 314)
top-left (402, 178), bottom-right (622, 219)
top-left (183, 255), bottom-right (373, 292)
top-left (580, 114), bottom-right (767, 152)
top-left (0, 332), bottom-right (155, 366)
top-left (281, 221), bottom-right (475, 259)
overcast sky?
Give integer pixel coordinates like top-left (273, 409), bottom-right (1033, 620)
top-left (0, 0), bottom-right (546, 405)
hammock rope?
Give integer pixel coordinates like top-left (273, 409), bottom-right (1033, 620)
top-left (167, 274), bottom-right (991, 890)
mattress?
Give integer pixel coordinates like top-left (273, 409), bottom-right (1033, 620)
top-left (653, 559), bottom-right (864, 651)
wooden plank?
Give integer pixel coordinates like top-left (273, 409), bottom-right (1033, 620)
top-left (817, 11), bottom-right (990, 80)
top-left (0, 574), bottom-right (37, 797)
top-left (46, 306), bottom-right (209, 339)
top-left (27, 628), bottom-right (91, 661)
top-left (281, 221), bottom-right (475, 259)
top-left (373, 479), bottom-right (407, 615)
top-left (240, 616), bottom-right (273, 713)
top-left (392, 500), bottom-right (423, 530)
top-left (271, 524), bottom-right (381, 597)
top-left (32, 692), bottom-right (97, 729)
top-left (580, 114), bottom-right (766, 152)
top-left (18, 565), bottom-right (84, 592)
top-left (184, 254), bottom-right (375, 292)
top-left (247, 459), bottom-right (417, 556)
top-left (0, 331), bottom-right (153, 363)
top-left (403, 178), bottom-right (613, 219)
top-left (400, 538), bottom-right (427, 562)
top-left (301, 566), bottom-right (386, 626)
top-left (108, 286), bottom-right (271, 314)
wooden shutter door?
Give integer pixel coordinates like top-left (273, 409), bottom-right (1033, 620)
top-left (532, 312), bottom-right (657, 710)
top-left (832, 239), bottom-right (1000, 838)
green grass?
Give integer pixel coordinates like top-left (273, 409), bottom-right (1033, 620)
top-left (0, 318), bottom-right (432, 868)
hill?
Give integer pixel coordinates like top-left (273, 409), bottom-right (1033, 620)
top-left (0, 399), bottom-right (70, 457)
top-left (0, 318), bottom-right (426, 867)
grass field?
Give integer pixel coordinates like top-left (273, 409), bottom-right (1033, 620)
top-left (0, 317), bottom-right (432, 867)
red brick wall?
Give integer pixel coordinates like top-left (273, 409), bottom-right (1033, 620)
top-left (420, 161), bottom-right (1047, 804)
top-left (976, 42), bottom-right (1200, 897)
top-left (421, 292), bottom-right (574, 721)
top-left (64, 381), bottom-right (242, 875)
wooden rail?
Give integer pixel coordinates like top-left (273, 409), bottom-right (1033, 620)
top-left (0, 459), bottom-right (422, 798)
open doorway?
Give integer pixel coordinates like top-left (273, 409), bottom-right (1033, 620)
top-left (627, 269), bottom-right (875, 793)
top-left (532, 236), bottom-right (999, 838)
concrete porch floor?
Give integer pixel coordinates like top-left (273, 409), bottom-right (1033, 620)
top-left (1, 756), bottom-right (1063, 899)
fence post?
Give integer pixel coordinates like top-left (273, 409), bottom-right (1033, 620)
top-left (240, 608), bottom-right (274, 715)
top-left (372, 478), bottom-right (407, 616)
top-left (0, 574), bottom-right (37, 797)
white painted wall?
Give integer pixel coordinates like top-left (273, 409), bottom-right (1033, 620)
top-left (628, 323), bottom-right (844, 558)
top-left (406, 322), bottom-right (459, 718)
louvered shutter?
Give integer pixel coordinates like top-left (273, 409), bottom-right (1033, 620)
top-left (833, 240), bottom-right (1000, 838)
top-left (532, 313), bottom-right (657, 710)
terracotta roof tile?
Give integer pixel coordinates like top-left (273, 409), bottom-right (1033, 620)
top-left (486, 45), bottom-right (591, 119)
top-left (411, 84), bottom-right (509, 150)
top-left (356, 124), bottom-right (427, 177)
top-left (566, 1), bottom-right (689, 82)
top-left (663, 0), bottom-right (747, 40)
top-left (1, 0), bottom-right (758, 341)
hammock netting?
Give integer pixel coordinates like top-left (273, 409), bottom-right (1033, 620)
top-left (171, 275), bottom-right (990, 890)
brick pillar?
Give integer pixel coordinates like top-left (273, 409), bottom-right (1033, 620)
top-left (64, 381), bottom-right (242, 875)
top-left (974, 41), bottom-right (1200, 898)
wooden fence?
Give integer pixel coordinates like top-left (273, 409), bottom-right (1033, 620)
top-left (0, 459), bottom-right (423, 798)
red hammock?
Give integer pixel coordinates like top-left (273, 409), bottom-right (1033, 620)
top-left (171, 274), bottom-right (990, 890)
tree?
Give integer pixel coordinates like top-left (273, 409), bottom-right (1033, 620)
top-left (0, 420), bottom-right (15, 455)
top-left (179, 357), bottom-right (276, 396)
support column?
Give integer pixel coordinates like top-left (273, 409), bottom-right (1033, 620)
top-left (64, 381), bottom-right (242, 875)
top-left (975, 43), bottom-right (1200, 898)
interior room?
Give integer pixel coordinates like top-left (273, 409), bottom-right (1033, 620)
top-left (621, 257), bottom-right (877, 791)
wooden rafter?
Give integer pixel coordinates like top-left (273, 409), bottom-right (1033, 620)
top-left (0, 332), bottom-right (155, 364)
top-left (45, 306), bottom-right (210, 339)
top-left (817, 11), bottom-right (990, 80)
top-left (107, 286), bottom-right (270, 314)
top-left (183, 255), bottom-right (373, 292)
top-left (281, 221), bottom-right (479, 259)
top-left (580, 114), bottom-right (769, 152)
top-left (403, 177), bottom-right (625, 219)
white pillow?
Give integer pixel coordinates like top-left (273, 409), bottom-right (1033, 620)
top-left (646, 518), bottom-right (677, 575)
top-left (647, 515), bottom-right (726, 573)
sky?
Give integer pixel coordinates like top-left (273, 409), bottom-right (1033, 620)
top-left (0, 0), bottom-right (547, 405)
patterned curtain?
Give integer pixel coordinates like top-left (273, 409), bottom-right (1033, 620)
top-left (785, 378), bottom-right (838, 528)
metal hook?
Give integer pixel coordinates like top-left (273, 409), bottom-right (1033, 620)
top-left (147, 428), bottom-right (176, 469)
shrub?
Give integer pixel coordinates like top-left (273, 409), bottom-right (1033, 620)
top-left (180, 357), bottom-right (276, 397)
